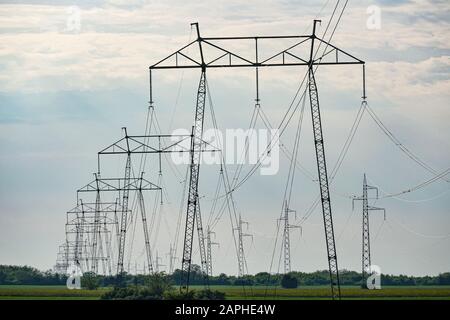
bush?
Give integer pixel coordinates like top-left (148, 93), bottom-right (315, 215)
top-left (195, 289), bottom-right (226, 300)
top-left (101, 273), bottom-right (173, 300)
top-left (163, 290), bottom-right (196, 300)
top-left (144, 273), bottom-right (172, 297)
top-left (281, 274), bottom-right (298, 289)
top-left (82, 272), bottom-right (100, 290)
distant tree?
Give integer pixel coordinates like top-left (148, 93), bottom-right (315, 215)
top-left (82, 272), bottom-right (100, 290)
top-left (254, 272), bottom-right (270, 286)
top-left (281, 273), bottom-right (298, 289)
top-left (216, 273), bottom-right (230, 285)
top-left (438, 273), bottom-right (450, 285)
top-left (144, 272), bottom-right (173, 298)
top-left (0, 271), bottom-right (6, 284)
top-left (195, 289), bottom-right (226, 300)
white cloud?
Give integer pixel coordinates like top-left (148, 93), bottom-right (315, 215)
top-left (0, 1), bottom-right (448, 94)
top-left (0, 1), bottom-right (449, 275)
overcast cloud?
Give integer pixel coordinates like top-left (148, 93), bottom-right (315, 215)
top-left (0, 0), bottom-right (449, 276)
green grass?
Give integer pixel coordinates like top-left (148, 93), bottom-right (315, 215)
top-left (0, 285), bottom-right (107, 300)
top-left (0, 285), bottom-right (449, 300)
top-left (189, 285), bottom-right (450, 300)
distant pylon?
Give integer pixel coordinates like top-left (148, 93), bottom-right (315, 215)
top-left (167, 243), bottom-right (178, 274)
top-left (353, 174), bottom-right (386, 288)
top-left (280, 200), bottom-right (301, 274)
top-left (206, 226), bottom-right (220, 277)
top-left (234, 216), bottom-right (253, 277)
top-left (155, 251), bottom-right (165, 273)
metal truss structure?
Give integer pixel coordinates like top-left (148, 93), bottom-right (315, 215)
top-left (206, 226), bottom-right (220, 277)
top-left (54, 20), bottom-right (367, 300)
top-left (54, 243), bottom-right (70, 274)
top-left (76, 173), bottom-right (161, 278)
top-left (64, 200), bottom-right (126, 275)
top-left (150, 21), bottom-right (365, 298)
top-left (280, 201), bottom-right (301, 274)
top-left (55, 124), bottom-right (219, 278)
top-left (96, 127), bottom-right (219, 282)
top-left (353, 174), bottom-right (386, 288)
top-left (233, 216), bottom-right (253, 278)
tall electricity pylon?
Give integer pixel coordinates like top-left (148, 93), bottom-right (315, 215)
top-left (180, 57), bottom-right (209, 291)
top-left (353, 174), bottom-right (386, 288)
top-left (150, 20), bottom-right (365, 298)
top-left (117, 128), bottom-right (132, 278)
top-left (137, 172), bottom-right (154, 275)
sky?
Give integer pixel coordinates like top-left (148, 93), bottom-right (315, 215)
top-left (0, 0), bottom-right (449, 277)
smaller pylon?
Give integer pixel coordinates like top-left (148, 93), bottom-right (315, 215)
top-left (279, 200), bottom-right (302, 274)
top-left (353, 174), bottom-right (386, 289)
top-left (155, 251), bottom-right (166, 273)
top-left (206, 226), bottom-right (220, 277)
top-left (166, 243), bottom-right (179, 274)
top-left (234, 216), bottom-right (253, 277)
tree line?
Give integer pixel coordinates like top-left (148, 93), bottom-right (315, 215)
top-left (1, 264), bottom-right (449, 287)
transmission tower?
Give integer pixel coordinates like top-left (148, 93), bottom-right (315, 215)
top-left (76, 173), bottom-right (161, 277)
top-left (74, 200), bottom-right (85, 270)
top-left (90, 174), bottom-right (102, 274)
top-left (117, 128), bottom-right (132, 277)
top-left (234, 216), bottom-right (253, 278)
top-left (206, 226), bottom-right (220, 277)
top-left (167, 243), bottom-right (178, 274)
top-left (149, 20), bottom-right (365, 298)
top-left (65, 199), bottom-right (119, 274)
top-left (176, 23), bottom-right (209, 292)
top-left (137, 172), bottom-right (154, 275)
top-left (353, 174), bottom-right (386, 288)
top-left (155, 251), bottom-right (166, 273)
top-left (96, 126), bottom-right (218, 281)
top-left (280, 201), bottom-right (301, 274)
top-left (54, 243), bottom-right (70, 274)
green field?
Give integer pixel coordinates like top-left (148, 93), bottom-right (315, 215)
top-left (1, 285), bottom-right (449, 300)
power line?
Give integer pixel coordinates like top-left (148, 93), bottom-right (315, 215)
top-left (365, 103), bottom-right (449, 183)
top-left (368, 168), bottom-right (450, 199)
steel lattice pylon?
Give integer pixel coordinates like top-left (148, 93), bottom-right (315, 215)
top-left (206, 226), bottom-right (219, 277)
top-left (137, 183), bottom-right (154, 275)
top-left (91, 183), bottom-right (101, 273)
top-left (64, 200), bottom-right (121, 275)
top-left (281, 201), bottom-right (300, 274)
top-left (308, 66), bottom-right (340, 299)
top-left (117, 153), bottom-right (131, 277)
top-left (180, 67), bottom-right (209, 292)
top-left (149, 20), bottom-right (366, 299)
top-left (234, 216), bottom-right (253, 278)
top-left (91, 124), bottom-right (218, 281)
top-left (353, 174), bottom-right (386, 288)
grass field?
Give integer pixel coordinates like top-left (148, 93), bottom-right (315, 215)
top-left (1, 285), bottom-right (449, 300)
top-left (0, 285), bottom-right (108, 300)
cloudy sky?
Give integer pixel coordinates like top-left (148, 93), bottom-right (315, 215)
top-left (0, 0), bottom-right (449, 277)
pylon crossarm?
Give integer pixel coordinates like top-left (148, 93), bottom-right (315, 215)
top-left (150, 33), bottom-right (364, 70)
top-left (77, 177), bottom-right (161, 193)
top-left (98, 134), bottom-right (219, 155)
